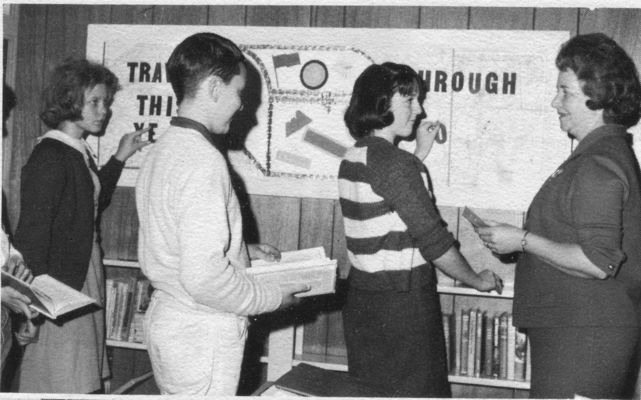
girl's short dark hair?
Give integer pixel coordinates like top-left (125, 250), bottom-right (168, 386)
top-left (40, 59), bottom-right (120, 129)
top-left (167, 32), bottom-right (245, 105)
top-left (556, 33), bottom-right (641, 127)
top-left (344, 62), bottom-right (422, 139)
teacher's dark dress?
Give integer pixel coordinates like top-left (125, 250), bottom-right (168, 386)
top-left (513, 124), bottom-right (641, 398)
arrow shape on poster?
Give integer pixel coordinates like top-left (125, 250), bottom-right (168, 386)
top-left (285, 110), bottom-right (313, 136)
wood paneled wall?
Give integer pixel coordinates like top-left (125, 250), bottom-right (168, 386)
top-left (6, 5), bottom-right (641, 397)
top-left (7, 5), bottom-right (641, 232)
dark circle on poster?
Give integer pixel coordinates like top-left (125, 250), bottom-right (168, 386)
top-left (300, 60), bottom-right (328, 90)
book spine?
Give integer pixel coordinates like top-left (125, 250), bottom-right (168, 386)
top-left (130, 312), bottom-right (145, 343)
top-left (454, 307), bottom-right (462, 376)
top-left (482, 312), bottom-right (493, 377)
top-left (139, 279), bottom-right (152, 312)
top-left (120, 278), bottom-right (136, 341)
top-left (474, 309), bottom-right (483, 378)
top-left (114, 282), bottom-right (127, 341)
top-left (442, 313), bottom-right (453, 373)
top-left (498, 312), bottom-right (509, 380)
top-left (507, 314), bottom-right (515, 380)
top-left (492, 314), bottom-right (500, 378)
top-left (514, 328), bottom-right (527, 381)
top-left (526, 335), bottom-right (532, 382)
top-left (460, 309), bottom-right (470, 376)
top-left (105, 279), bottom-right (116, 339)
top-left (110, 281), bottom-right (124, 340)
top-left (467, 309), bottom-right (477, 377)
top-left (108, 282), bottom-right (120, 340)
top-left (133, 279), bottom-right (143, 312)
top-left (128, 279), bottom-right (143, 342)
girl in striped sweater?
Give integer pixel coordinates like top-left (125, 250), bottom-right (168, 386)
top-left (338, 62), bottom-right (502, 397)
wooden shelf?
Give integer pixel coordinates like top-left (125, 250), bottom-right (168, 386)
top-left (107, 339), bottom-right (146, 350)
top-left (103, 259), bottom-right (139, 268)
top-left (448, 375), bottom-right (530, 390)
top-left (293, 353), bottom-right (348, 372)
top-left (437, 284), bottom-right (514, 299)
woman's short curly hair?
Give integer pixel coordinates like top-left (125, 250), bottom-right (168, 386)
top-left (556, 33), bottom-right (641, 128)
top-left (40, 59), bottom-right (120, 129)
top-left (344, 62), bottom-right (422, 139)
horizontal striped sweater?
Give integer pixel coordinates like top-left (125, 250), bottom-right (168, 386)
top-left (338, 136), bottom-right (455, 292)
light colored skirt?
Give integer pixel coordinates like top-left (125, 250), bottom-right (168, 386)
top-left (18, 240), bottom-right (110, 393)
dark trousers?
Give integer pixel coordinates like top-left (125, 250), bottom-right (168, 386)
top-left (528, 326), bottom-right (640, 399)
top-left (343, 282), bottom-right (451, 397)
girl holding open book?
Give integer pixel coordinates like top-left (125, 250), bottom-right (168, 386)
top-left (13, 59), bottom-right (150, 393)
top-left (337, 62), bottom-right (503, 397)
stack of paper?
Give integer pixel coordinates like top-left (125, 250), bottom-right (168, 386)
top-left (247, 247), bottom-right (337, 297)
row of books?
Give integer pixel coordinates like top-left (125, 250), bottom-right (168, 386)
top-left (443, 309), bottom-right (530, 382)
top-left (105, 277), bottom-right (153, 343)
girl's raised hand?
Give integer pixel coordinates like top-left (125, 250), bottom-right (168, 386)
top-left (114, 127), bottom-right (153, 162)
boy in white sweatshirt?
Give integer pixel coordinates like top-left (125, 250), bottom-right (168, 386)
top-left (136, 32), bottom-right (308, 396)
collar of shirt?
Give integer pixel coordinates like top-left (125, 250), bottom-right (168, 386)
top-left (570, 123), bottom-right (629, 160)
top-left (355, 135), bottom-right (393, 148)
top-left (39, 129), bottom-right (96, 167)
top-left (170, 116), bottom-right (228, 153)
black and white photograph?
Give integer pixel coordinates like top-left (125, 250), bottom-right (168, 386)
top-left (1, 1), bottom-right (640, 398)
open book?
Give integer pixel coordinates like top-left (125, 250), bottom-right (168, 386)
top-left (1, 271), bottom-right (97, 319)
top-left (247, 247), bottom-right (337, 297)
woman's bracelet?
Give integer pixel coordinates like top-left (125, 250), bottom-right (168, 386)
top-left (520, 230), bottom-right (529, 252)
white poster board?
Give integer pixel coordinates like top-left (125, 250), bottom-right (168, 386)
top-left (87, 25), bottom-right (570, 210)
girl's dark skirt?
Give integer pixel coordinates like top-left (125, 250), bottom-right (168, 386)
top-left (342, 276), bottom-right (451, 397)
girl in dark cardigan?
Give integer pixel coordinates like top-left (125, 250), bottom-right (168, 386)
top-left (14, 59), bottom-right (149, 394)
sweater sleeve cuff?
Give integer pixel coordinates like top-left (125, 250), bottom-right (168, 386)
top-left (107, 155), bottom-right (125, 169)
top-left (418, 229), bottom-right (456, 262)
top-left (262, 281), bottom-right (283, 312)
top-left (581, 244), bottom-right (624, 277)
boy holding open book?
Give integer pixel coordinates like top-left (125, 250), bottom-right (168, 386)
top-left (136, 32), bottom-right (309, 396)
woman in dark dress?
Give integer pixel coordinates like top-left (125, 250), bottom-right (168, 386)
top-left (476, 33), bottom-right (641, 398)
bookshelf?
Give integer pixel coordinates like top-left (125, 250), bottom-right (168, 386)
top-left (102, 259), bottom-right (529, 392)
top-left (103, 259), bottom-right (150, 349)
top-left (280, 284), bottom-right (530, 391)
top-left (103, 259), bottom-right (156, 395)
